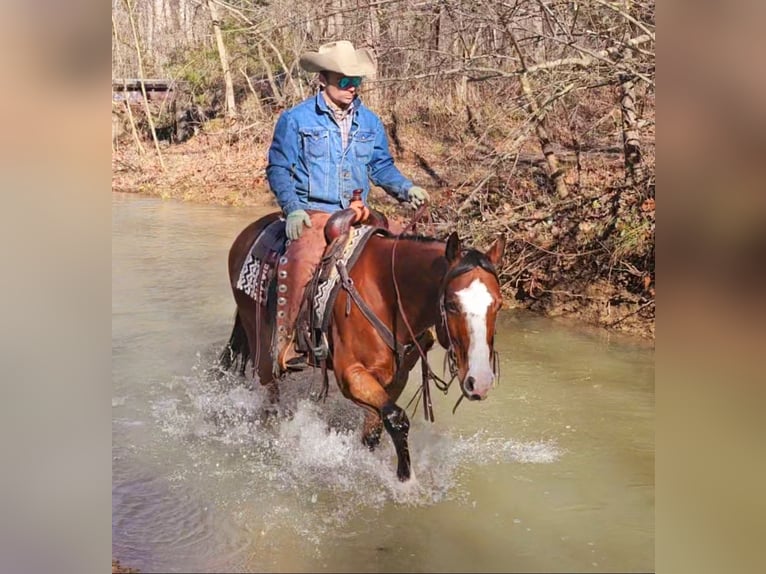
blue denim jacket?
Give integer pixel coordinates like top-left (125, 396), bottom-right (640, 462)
top-left (266, 93), bottom-right (414, 215)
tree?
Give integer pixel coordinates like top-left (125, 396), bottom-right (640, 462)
top-left (207, 0), bottom-right (238, 120)
top-left (122, 0), bottom-right (166, 170)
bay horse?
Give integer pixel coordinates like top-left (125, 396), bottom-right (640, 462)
top-left (220, 208), bottom-right (505, 481)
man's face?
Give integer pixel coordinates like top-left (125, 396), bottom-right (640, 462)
top-left (322, 72), bottom-right (362, 109)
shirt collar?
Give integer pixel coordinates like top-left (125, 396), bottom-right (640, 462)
top-left (316, 91), bottom-right (360, 117)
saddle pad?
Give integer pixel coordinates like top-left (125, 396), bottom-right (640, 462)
top-left (236, 218), bottom-right (287, 304)
top-left (311, 224), bottom-right (378, 329)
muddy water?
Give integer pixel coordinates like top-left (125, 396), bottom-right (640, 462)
top-left (112, 193), bottom-right (653, 573)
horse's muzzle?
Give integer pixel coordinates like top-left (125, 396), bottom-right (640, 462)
top-left (462, 376), bottom-right (487, 401)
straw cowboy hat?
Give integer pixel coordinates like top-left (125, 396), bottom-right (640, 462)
top-left (299, 40), bottom-right (376, 76)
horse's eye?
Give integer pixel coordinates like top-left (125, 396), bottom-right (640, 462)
top-left (444, 300), bottom-right (460, 313)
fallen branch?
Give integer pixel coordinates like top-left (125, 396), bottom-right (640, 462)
top-left (606, 299), bottom-right (655, 327)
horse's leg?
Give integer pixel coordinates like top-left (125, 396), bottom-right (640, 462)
top-left (361, 353), bottom-right (419, 451)
top-left (361, 332), bottom-right (436, 454)
top-left (258, 356), bottom-right (280, 407)
top-left (252, 319), bottom-right (282, 416)
top-left (361, 412), bottom-right (383, 450)
top-left (381, 402), bottom-right (412, 482)
top-left (340, 364), bottom-right (412, 481)
top-left (232, 293), bottom-right (281, 412)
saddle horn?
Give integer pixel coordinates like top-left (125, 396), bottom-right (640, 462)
top-left (324, 189), bottom-right (389, 243)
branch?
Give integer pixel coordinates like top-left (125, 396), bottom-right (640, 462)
top-left (526, 34), bottom-right (654, 74)
top-left (122, 0), bottom-right (165, 170)
top-left (606, 299), bottom-right (655, 328)
top-left (209, 0), bottom-right (256, 27)
top-left (463, 34), bottom-right (654, 86)
top-left (590, 0), bottom-right (656, 41)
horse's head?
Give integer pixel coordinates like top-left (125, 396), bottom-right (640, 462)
top-left (436, 232), bottom-right (505, 401)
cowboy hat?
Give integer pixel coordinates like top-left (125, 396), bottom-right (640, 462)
top-left (299, 40), bottom-right (376, 77)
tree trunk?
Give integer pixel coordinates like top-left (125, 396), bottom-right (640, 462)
top-left (620, 70), bottom-right (642, 187)
top-left (520, 74), bottom-right (568, 199)
top-left (257, 42), bottom-right (283, 106)
top-left (365, 4), bottom-right (381, 109)
top-left (123, 0), bottom-right (165, 170)
top-left (619, 1), bottom-right (642, 187)
top-left (112, 12), bottom-right (146, 154)
top-left (207, 0), bottom-right (237, 119)
top-left (326, 0), bottom-right (343, 37)
top-left (179, 0), bottom-right (197, 43)
top-left (333, 0), bottom-right (344, 38)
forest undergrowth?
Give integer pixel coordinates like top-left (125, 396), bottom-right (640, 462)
top-left (112, 87), bottom-right (655, 340)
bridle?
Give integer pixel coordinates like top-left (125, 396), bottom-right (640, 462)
top-left (433, 259), bottom-right (501, 415)
top-left (392, 208), bottom-right (500, 421)
top-left (390, 235), bottom-right (454, 423)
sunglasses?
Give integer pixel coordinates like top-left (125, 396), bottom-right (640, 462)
top-left (337, 76), bottom-right (363, 89)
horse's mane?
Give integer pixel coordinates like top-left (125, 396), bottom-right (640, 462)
top-left (452, 248), bottom-right (499, 279)
top-left (374, 229), bottom-right (499, 280)
top-left (374, 229), bottom-right (442, 244)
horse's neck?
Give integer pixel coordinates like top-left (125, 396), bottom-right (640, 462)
top-left (385, 237), bottom-right (446, 333)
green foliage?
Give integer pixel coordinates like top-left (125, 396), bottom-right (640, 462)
top-left (166, 46), bottom-right (225, 107)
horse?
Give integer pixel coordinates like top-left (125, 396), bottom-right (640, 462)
top-left (219, 206), bottom-right (505, 481)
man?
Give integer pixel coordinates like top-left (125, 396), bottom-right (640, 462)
top-left (265, 40), bottom-right (429, 371)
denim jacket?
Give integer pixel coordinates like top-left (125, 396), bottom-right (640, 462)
top-left (266, 93), bottom-right (414, 215)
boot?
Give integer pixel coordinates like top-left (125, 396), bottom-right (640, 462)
top-left (275, 211), bottom-right (331, 372)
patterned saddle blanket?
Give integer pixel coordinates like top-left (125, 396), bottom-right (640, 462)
top-left (309, 225), bottom-right (378, 327)
top-left (234, 216), bottom-right (382, 367)
top-left (297, 223), bottom-right (381, 360)
top-left (235, 218), bottom-right (286, 305)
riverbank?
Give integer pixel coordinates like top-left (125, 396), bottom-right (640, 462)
top-left (112, 558), bottom-right (139, 573)
top-left (112, 131), bottom-right (654, 342)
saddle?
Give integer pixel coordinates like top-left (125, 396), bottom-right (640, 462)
top-left (235, 192), bottom-right (390, 378)
top-left (296, 220), bottom-right (383, 360)
top-left (289, 202), bottom-right (390, 371)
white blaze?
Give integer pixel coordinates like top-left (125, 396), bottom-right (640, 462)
top-left (455, 278), bottom-right (495, 395)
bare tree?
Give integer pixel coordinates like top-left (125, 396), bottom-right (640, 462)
top-left (112, 0), bottom-right (655, 194)
top-left (112, 12), bottom-right (146, 154)
top-left (207, 0), bottom-right (238, 119)
top-left (122, 0), bottom-right (166, 170)
top-left (618, 0), bottom-right (644, 187)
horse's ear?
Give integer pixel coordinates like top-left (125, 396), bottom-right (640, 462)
top-left (445, 232), bottom-right (461, 263)
top-left (485, 235), bottom-right (506, 266)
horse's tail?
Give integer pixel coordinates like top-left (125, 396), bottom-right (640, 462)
top-left (219, 311), bottom-right (250, 376)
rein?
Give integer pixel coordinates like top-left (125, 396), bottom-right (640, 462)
top-left (392, 206), bottom-right (458, 423)
top-left (335, 205), bottom-right (497, 422)
top-left (395, 207), bottom-right (502, 419)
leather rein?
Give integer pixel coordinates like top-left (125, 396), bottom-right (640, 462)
top-left (392, 206), bottom-right (500, 421)
top-left (335, 205), bottom-right (498, 422)
top-left (391, 206), bottom-right (458, 423)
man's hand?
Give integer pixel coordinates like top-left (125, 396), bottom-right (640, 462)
top-left (285, 209), bottom-right (312, 240)
top-left (408, 186), bottom-right (430, 208)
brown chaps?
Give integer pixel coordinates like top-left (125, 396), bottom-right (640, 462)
top-left (274, 210), bottom-right (332, 371)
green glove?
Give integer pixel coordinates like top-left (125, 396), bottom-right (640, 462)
top-left (408, 186), bottom-right (430, 208)
top-left (285, 209), bottom-right (312, 240)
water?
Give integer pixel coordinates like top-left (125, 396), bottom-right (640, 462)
top-left (112, 193), bottom-right (654, 572)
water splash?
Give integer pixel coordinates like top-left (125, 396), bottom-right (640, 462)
top-left (150, 355), bottom-right (562, 536)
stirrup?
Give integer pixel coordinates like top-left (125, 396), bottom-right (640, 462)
top-left (311, 332), bottom-right (329, 360)
top-left (285, 355), bottom-right (309, 371)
